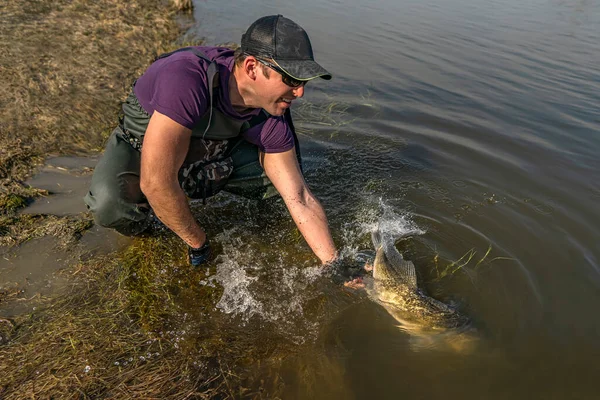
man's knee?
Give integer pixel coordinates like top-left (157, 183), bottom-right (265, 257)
top-left (84, 181), bottom-right (148, 235)
top-left (84, 180), bottom-right (120, 228)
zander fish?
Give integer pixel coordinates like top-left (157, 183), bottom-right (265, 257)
top-left (366, 229), bottom-right (474, 350)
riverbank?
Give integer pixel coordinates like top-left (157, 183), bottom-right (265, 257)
top-left (0, 0), bottom-right (189, 208)
top-left (0, 0), bottom-right (239, 397)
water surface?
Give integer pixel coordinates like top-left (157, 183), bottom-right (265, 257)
top-left (188, 0), bottom-right (600, 397)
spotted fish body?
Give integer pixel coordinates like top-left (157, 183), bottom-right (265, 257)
top-left (369, 230), bottom-right (469, 332)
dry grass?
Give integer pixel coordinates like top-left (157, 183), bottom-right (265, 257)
top-left (173, 0), bottom-right (193, 12)
top-left (0, 213), bottom-right (94, 247)
top-left (0, 0), bottom-right (183, 209)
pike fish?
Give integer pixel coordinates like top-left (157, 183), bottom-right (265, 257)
top-left (367, 230), bottom-right (470, 334)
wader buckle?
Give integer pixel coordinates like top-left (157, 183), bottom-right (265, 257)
top-left (118, 117), bottom-right (142, 151)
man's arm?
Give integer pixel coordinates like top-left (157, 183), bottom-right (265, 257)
top-left (139, 111), bottom-right (207, 248)
top-left (262, 148), bottom-right (337, 264)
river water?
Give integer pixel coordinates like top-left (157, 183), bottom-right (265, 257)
top-left (187, 0), bottom-right (600, 398)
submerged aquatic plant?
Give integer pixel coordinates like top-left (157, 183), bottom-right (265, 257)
top-left (433, 244), bottom-right (514, 281)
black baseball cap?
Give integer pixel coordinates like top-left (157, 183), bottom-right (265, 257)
top-left (241, 15), bottom-right (332, 81)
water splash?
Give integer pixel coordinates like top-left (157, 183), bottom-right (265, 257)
top-left (213, 257), bottom-right (263, 317)
top-left (200, 227), bottom-right (330, 343)
top-left (200, 196), bottom-right (425, 346)
top-left (378, 199), bottom-right (426, 240)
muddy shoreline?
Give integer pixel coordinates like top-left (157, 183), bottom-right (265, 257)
top-left (0, 1), bottom-right (243, 398)
top-left (0, 0), bottom-right (186, 308)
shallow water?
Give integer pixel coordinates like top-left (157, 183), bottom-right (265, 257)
top-left (0, 156), bottom-right (129, 316)
top-left (189, 0), bottom-right (600, 398)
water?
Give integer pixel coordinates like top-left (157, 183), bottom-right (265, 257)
top-left (186, 0), bottom-right (600, 398)
top-left (0, 156), bottom-right (129, 317)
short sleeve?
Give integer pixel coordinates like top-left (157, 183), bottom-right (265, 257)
top-left (148, 58), bottom-right (210, 129)
top-left (242, 116), bottom-right (295, 153)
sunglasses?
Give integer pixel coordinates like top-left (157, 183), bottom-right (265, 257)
top-left (255, 58), bottom-right (306, 88)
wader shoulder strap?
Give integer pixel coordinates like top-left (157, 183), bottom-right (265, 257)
top-left (155, 47), bottom-right (218, 138)
top-left (155, 46), bottom-right (212, 62)
top-left (243, 110), bottom-right (269, 132)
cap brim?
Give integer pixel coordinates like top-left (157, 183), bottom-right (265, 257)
top-left (274, 59), bottom-right (332, 81)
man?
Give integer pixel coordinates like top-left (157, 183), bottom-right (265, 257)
top-left (84, 15), bottom-right (338, 267)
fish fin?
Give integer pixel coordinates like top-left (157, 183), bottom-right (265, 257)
top-left (402, 260), bottom-right (418, 289)
top-left (382, 242), bottom-right (418, 288)
top-left (371, 229), bottom-right (382, 250)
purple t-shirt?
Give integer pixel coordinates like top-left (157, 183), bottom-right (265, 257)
top-left (134, 46), bottom-right (294, 153)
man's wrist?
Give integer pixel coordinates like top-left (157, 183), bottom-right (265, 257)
top-left (323, 256), bottom-right (342, 271)
top-left (322, 252), bottom-right (339, 267)
top-left (187, 230), bottom-right (207, 249)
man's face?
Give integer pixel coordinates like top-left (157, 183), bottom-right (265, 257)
top-left (254, 63), bottom-right (305, 116)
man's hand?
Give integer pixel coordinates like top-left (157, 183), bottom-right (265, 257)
top-left (188, 239), bottom-right (211, 267)
top-left (343, 262), bottom-right (373, 289)
top-left (262, 148), bottom-right (337, 264)
top-left (344, 277), bottom-right (365, 289)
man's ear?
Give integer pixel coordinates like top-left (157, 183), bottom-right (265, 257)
top-left (244, 57), bottom-right (260, 81)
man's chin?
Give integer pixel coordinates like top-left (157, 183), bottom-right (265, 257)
top-left (266, 107), bottom-right (286, 116)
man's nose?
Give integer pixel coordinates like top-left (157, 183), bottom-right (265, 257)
top-left (293, 85), bottom-right (305, 98)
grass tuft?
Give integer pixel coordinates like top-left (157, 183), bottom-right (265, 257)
top-left (0, 213), bottom-right (94, 247)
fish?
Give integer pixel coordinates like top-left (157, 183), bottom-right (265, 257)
top-left (366, 229), bottom-right (472, 346)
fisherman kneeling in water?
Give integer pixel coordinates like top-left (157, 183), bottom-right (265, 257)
top-left (84, 15), bottom-right (338, 267)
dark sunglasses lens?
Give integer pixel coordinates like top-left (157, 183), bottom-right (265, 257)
top-left (282, 74), bottom-right (303, 87)
top-left (258, 58), bottom-right (304, 87)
